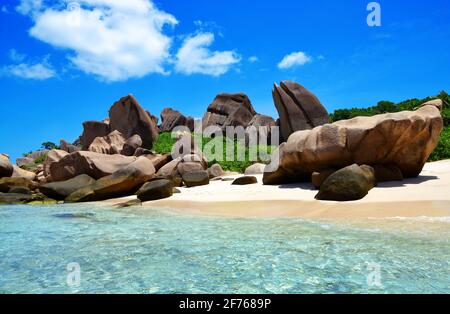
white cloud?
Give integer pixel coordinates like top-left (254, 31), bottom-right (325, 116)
top-left (17, 0), bottom-right (178, 81)
top-left (175, 32), bottom-right (240, 76)
top-left (1, 50), bottom-right (55, 80)
top-left (248, 56), bottom-right (258, 63)
top-left (277, 51), bottom-right (312, 69)
top-left (2, 5), bottom-right (10, 13)
top-left (9, 49), bottom-right (26, 62)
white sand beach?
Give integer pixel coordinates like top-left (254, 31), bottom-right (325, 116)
top-left (102, 159), bottom-right (450, 220)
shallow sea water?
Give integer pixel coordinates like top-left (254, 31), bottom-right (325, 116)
top-left (0, 204), bottom-right (449, 294)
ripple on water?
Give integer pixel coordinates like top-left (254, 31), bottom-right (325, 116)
top-left (0, 204), bottom-right (449, 294)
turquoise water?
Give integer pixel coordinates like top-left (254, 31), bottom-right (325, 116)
top-left (0, 204), bottom-right (449, 294)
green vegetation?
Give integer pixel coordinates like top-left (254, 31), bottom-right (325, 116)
top-left (41, 142), bottom-right (59, 150)
top-left (429, 126), bottom-right (450, 161)
top-left (153, 132), bottom-right (275, 173)
top-left (33, 154), bottom-right (47, 165)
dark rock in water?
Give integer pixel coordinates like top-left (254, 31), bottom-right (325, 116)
top-left (182, 170), bottom-right (209, 188)
top-left (65, 157), bottom-right (155, 202)
top-left (311, 169), bottom-right (336, 189)
top-left (137, 179), bottom-right (173, 201)
top-left (315, 164), bottom-right (376, 201)
top-left (53, 212), bottom-right (95, 219)
top-left (80, 120), bottom-right (111, 150)
top-left (373, 164), bottom-right (404, 182)
top-left (8, 186), bottom-right (32, 195)
top-left (0, 157), bottom-right (13, 178)
top-left (115, 199), bottom-right (142, 208)
top-left (109, 95), bottom-right (159, 149)
top-left (160, 108), bottom-right (194, 132)
top-left (207, 164), bottom-right (225, 179)
top-left (40, 174), bottom-right (96, 200)
top-left (0, 193), bottom-right (34, 204)
top-left (121, 134), bottom-right (143, 156)
top-left (232, 176), bottom-right (258, 185)
top-left (202, 93), bottom-right (256, 131)
top-left (0, 177), bottom-right (37, 193)
top-left (273, 81), bottom-right (329, 141)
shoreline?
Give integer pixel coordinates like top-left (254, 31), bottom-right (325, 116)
top-left (101, 160), bottom-right (450, 221)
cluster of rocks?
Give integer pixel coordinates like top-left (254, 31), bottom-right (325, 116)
top-left (263, 99), bottom-right (444, 200)
top-left (1, 80), bottom-right (445, 205)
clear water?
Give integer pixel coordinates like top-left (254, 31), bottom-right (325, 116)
top-left (0, 204), bottom-right (449, 294)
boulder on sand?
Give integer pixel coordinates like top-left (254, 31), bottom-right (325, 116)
top-left (244, 163), bottom-right (266, 175)
top-left (40, 174), bottom-right (96, 200)
top-left (160, 108), bottom-right (194, 132)
top-left (263, 104), bottom-right (443, 184)
top-left (372, 164), bottom-right (404, 182)
top-left (311, 169), bottom-right (336, 189)
top-left (0, 157), bottom-right (13, 178)
top-left (202, 93), bottom-right (257, 131)
top-left (66, 157), bottom-right (155, 202)
top-left (272, 81), bottom-right (329, 141)
top-left (182, 170), bottom-right (209, 188)
top-left (49, 151), bottom-right (138, 182)
top-left (232, 176), bottom-right (258, 185)
top-left (88, 130), bottom-right (126, 155)
top-left (109, 95), bottom-right (159, 149)
top-left (207, 164), bottom-right (225, 179)
top-left (315, 164), bottom-right (376, 201)
top-left (137, 179), bottom-right (173, 202)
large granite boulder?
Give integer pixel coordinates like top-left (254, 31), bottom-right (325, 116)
top-left (27, 150), bottom-right (49, 161)
top-left (315, 164), bottom-right (376, 201)
top-left (88, 130), bottom-right (126, 155)
top-left (16, 157), bottom-right (34, 167)
top-left (121, 134), bottom-right (143, 156)
top-left (66, 157), bottom-right (155, 202)
top-left (49, 151), bottom-right (138, 182)
top-left (0, 157), bottom-right (13, 178)
top-left (202, 93), bottom-right (256, 131)
top-left (40, 174), bottom-right (96, 200)
top-left (263, 104), bottom-right (443, 185)
top-left (160, 108), bottom-right (194, 132)
top-left (137, 179), bottom-right (173, 202)
top-left (245, 114), bottom-right (277, 145)
top-left (0, 177), bottom-right (38, 193)
top-left (273, 81), bottom-right (329, 141)
top-left (80, 121), bottom-right (111, 149)
top-left (244, 163), bottom-right (266, 175)
top-left (12, 166), bottom-right (36, 181)
top-left (144, 153), bottom-right (171, 171)
top-left (60, 139), bottom-right (81, 153)
top-left (109, 95), bottom-right (159, 149)
top-left (0, 193), bottom-right (34, 204)
top-left (43, 149), bottom-right (69, 178)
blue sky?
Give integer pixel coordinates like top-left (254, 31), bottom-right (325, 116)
top-left (0, 0), bottom-right (449, 162)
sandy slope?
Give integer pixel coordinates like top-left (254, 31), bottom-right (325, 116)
top-left (105, 160), bottom-right (450, 220)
